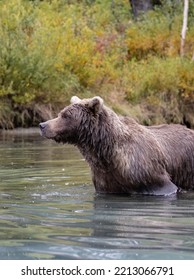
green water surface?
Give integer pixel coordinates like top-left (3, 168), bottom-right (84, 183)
top-left (0, 129), bottom-right (194, 260)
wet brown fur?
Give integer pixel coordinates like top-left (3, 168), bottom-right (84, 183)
top-left (39, 96), bottom-right (194, 195)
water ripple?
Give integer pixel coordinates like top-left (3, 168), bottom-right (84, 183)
top-left (0, 129), bottom-right (194, 259)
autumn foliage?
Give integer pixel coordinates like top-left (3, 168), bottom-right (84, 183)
top-left (0, 0), bottom-right (194, 128)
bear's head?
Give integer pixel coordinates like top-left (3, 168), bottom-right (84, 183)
top-left (39, 96), bottom-right (104, 144)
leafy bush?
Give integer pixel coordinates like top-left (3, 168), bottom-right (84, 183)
top-left (0, 0), bottom-right (82, 106)
top-left (0, 0), bottom-right (194, 128)
top-left (123, 57), bottom-right (194, 124)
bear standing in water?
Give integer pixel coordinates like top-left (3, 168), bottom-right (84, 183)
top-left (39, 96), bottom-right (194, 195)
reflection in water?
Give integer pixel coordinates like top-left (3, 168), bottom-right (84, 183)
top-left (0, 129), bottom-right (194, 259)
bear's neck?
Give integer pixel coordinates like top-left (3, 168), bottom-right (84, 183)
top-left (76, 109), bottom-right (126, 169)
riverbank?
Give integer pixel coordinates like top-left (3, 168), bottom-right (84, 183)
top-left (0, 0), bottom-right (194, 128)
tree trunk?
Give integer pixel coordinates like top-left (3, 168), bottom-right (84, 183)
top-left (180, 0), bottom-right (189, 57)
top-left (129, 0), bottom-right (161, 18)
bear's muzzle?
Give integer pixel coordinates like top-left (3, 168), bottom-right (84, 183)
top-left (39, 122), bottom-right (47, 136)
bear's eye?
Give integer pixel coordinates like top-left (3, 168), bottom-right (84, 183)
top-left (61, 111), bottom-right (72, 119)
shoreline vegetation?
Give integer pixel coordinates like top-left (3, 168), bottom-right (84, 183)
top-left (0, 0), bottom-right (194, 129)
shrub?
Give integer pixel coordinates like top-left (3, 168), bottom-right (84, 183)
top-left (124, 56), bottom-right (194, 124)
top-left (0, 0), bottom-right (194, 128)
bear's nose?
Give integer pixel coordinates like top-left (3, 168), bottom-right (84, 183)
top-left (39, 122), bottom-right (47, 130)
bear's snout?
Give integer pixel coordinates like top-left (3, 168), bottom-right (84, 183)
top-left (39, 122), bottom-right (48, 137)
top-left (39, 119), bottom-right (58, 139)
top-left (39, 122), bottom-right (47, 130)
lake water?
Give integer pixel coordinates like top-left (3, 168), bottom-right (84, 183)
top-left (0, 128), bottom-right (194, 260)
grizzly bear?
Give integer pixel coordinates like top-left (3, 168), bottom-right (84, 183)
top-left (39, 96), bottom-right (194, 195)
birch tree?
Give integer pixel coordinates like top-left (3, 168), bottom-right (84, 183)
top-left (181, 0), bottom-right (189, 57)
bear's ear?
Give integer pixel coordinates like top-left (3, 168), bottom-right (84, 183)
top-left (70, 96), bottom-right (81, 104)
top-left (88, 96), bottom-right (104, 114)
